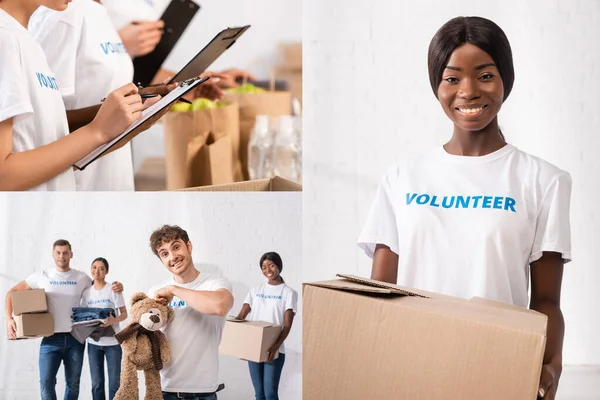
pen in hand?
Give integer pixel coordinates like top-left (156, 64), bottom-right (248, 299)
top-left (100, 93), bottom-right (160, 103)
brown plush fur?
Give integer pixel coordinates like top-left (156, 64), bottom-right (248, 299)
top-left (113, 293), bottom-right (174, 400)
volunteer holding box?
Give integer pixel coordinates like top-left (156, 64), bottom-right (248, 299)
top-left (80, 257), bottom-right (128, 400)
top-left (0, 0), bottom-right (162, 191)
top-left (358, 16), bottom-right (571, 400)
top-left (28, 0), bottom-right (171, 191)
top-left (5, 239), bottom-right (124, 400)
top-left (236, 252), bottom-right (297, 400)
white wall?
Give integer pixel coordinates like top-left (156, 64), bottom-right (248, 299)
top-left (132, 0), bottom-right (302, 169)
top-left (0, 193), bottom-right (302, 400)
top-left (302, 0), bottom-right (600, 366)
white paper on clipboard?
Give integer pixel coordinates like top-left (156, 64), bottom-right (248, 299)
top-left (73, 76), bottom-right (208, 171)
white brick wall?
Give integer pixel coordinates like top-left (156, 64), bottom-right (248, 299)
top-left (303, 0), bottom-right (600, 366)
top-left (0, 193), bottom-right (302, 400)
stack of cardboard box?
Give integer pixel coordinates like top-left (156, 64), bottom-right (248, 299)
top-left (11, 289), bottom-right (54, 339)
top-left (275, 42), bottom-right (302, 104)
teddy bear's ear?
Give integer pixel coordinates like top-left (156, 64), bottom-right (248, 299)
top-left (130, 292), bottom-right (148, 306)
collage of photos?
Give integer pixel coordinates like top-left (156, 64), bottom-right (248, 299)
top-left (1, 0), bottom-right (600, 399)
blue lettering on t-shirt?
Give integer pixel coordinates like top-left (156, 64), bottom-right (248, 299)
top-left (256, 294), bottom-right (283, 300)
top-left (100, 42), bottom-right (128, 55)
top-left (87, 299), bottom-right (112, 305)
top-left (36, 73), bottom-right (60, 91)
top-left (49, 280), bottom-right (77, 285)
top-left (406, 193), bottom-right (516, 213)
top-left (168, 300), bottom-right (186, 307)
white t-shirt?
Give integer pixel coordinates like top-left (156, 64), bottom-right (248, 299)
top-left (147, 272), bottom-right (232, 393)
top-left (80, 281), bottom-right (126, 346)
top-left (29, 0), bottom-right (135, 191)
top-left (26, 268), bottom-right (92, 333)
top-left (0, 9), bottom-right (75, 191)
top-left (100, 0), bottom-right (171, 30)
top-left (358, 144), bottom-right (572, 308)
top-left (244, 283), bottom-right (298, 354)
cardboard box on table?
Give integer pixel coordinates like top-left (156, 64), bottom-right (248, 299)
top-left (178, 176), bottom-right (301, 192)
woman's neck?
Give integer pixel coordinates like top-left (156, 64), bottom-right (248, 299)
top-left (445, 117), bottom-right (506, 157)
top-left (0, 1), bottom-right (38, 28)
top-left (94, 280), bottom-right (107, 289)
top-left (267, 278), bottom-right (283, 286)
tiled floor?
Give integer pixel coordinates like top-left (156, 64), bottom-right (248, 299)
top-left (557, 366), bottom-right (600, 399)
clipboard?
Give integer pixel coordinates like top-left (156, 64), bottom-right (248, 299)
top-left (73, 76), bottom-right (209, 171)
top-left (132, 0), bottom-right (201, 87)
top-left (168, 25), bottom-right (251, 84)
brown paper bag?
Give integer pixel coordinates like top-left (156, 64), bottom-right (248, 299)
top-left (163, 101), bottom-right (240, 189)
top-left (225, 90), bottom-right (291, 180)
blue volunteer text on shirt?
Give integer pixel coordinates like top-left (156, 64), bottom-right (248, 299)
top-left (87, 299), bottom-right (112, 305)
top-left (256, 294), bottom-right (283, 300)
top-left (169, 300), bottom-right (186, 307)
top-left (36, 73), bottom-right (59, 90)
top-left (406, 193), bottom-right (517, 212)
top-left (100, 42), bottom-right (128, 55)
top-left (50, 280), bottom-right (77, 285)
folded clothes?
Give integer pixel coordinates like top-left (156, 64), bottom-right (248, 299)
top-left (71, 307), bottom-right (115, 323)
top-left (71, 323), bottom-right (115, 344)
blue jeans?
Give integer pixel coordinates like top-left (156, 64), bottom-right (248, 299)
top-left (248, 353), bottom-right (286, 400)
top-left (39, 333), bottom-right (85, 400)
top-left (88, 343), bottom-right (122, 400)
top-left (162, 394), bottom-right (217, 400)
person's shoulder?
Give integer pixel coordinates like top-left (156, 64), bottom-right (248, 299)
top-left (512, 146), bottom-right (571, 186)
top-left (200, 273), bottom-right (232, 291)
top-left (73, 269), bottom-right (92, 282)
top-left (282, 284), bottom-right (297, 296)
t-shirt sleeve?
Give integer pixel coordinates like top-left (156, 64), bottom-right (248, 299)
top-left (210, 275), bottom-right (233, 293)
top-left (529, 172), bottom-right (572, 264)
top-left (30, 19), bottom-right (79, 98)
top-left (82, 274), bottom-right (93, 289)
top-left (80, 287), bottom-right (89, 307)
top-left (25, 271), bottom-right (41, 289)
top-left (113, 291), bottom-right (126, 309)
top-left (243, 288), bottom-right (254, 308)
top-left (284, 287), bottom-right (298, 313)
top-left (0, 29), bottom-right (33, 123)
top-left (357, 169), bottom-right (400, 258)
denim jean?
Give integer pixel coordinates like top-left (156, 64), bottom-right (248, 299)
top-left (162, 394), bottom-right (217, 400)
top-left (71, 307), bottom-right (114, 323)
top-left (88, 343), bottom-right (122, 400)
top-left (248, 353), bottom-right (286, 400)
top-left (39, 332), bottom-right (85, 400)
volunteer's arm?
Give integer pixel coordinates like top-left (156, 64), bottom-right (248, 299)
top-left (5, 280), bottom-right (32, 340)
top-left (101, 306), bottom-right (128, 328)
top-left (0, 84), bottom-right (159, 190)
top-left (66, 106), bottom-right (101, 132)
top-left (236, 303), bottom-right (251, 320)
top-left (155, 286), bottom-right (233, 316)
top-left (530, 251), bottom-right (565, 400)
top-left (370, 244), bottom-right (399, 284)
top-left (266, 309), bottom-right (295, 362)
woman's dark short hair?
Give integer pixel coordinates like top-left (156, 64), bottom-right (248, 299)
top-left (92, 257), bottom-right (109, 273)
top-left (427, 16), bottom-right (514, 101)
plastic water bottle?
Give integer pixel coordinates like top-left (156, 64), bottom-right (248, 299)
top-left (248, 115), bottom-right (273, 180)
top-left (273, 115), bottom-right (301, 183)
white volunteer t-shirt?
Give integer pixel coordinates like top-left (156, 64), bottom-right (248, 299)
top-left (101, 0), bottom-right (171, 30)
top-left (147, 272), bottom-right (232, 393)
top-left (30, 0), bottom-right (135, 191)
top-left (244, 283), bottom-right (298, 354)
top-left (26, 268), bottom-right (92, 333)
top-left (80, 281), bottom-right (126, 346)
top-left (358, 144), bottom-right (572, 308)
top-left (0, 9), bottom-right (75, 191)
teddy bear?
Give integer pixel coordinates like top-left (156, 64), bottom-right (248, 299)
top-left (113, 292), bottom-right (174, 400)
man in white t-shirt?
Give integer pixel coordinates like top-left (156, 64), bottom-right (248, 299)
top-left (5, 239), bottom-right (123, 400)
top-left (147, 225), bottom-right (234, 400)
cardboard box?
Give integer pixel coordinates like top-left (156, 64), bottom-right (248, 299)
top-left (279, 42), bottom-right (302, 71)
top-left (11, 289), bottom-right (48, 315)
top-left (179, 176), bottom-right (301, 192)
top-left (303, 274), bottom-right (547, 400)
top-left (219, 319), bottom-right (283, 362)
top-left (275, 68), bottom-right (302, 103)
top-left (14, 313), bottom-right (54, 339)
